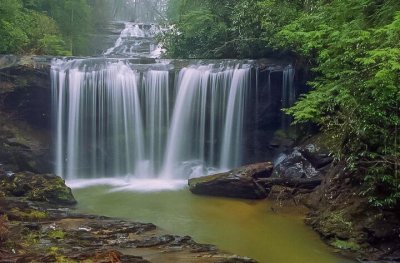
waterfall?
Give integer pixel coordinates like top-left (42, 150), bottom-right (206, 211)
top-left (52, 59), bottom-right (146, 179)
top-left (161, 64), bottom-right (251, 178)
top-left (142, 69), bottom-right (170, 176)
top-left (282, 65), bottom-right (296, 129)
top-left (52, 60), bottom-right (257, 180)
top-left (105, 22), bottom-right (162, 57)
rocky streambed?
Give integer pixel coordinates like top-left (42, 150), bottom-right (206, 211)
top-left (0, 171), bottom-right (255, 263)
top-left (188, 141), bottom-right (400, 262)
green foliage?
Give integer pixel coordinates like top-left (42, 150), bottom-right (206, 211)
top-left (21, 0), bottom-right (93, 55)
top-left (278, 1), bottom-right (400, 207)
top-left (39, 35), bottom-right (71, 56)
top-left (0, 0), bottom-right (70, 55)
top-left (163, 0), bottom-right (269, 58)
top-left (0, 0), bottom-right (110, 55)
top-left (165, 0), bottom-right (400, 207)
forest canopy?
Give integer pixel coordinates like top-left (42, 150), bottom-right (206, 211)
top-left (0, 0), bottom-right (110, 55)
top-left (164, 0), bottom-right (400, 207)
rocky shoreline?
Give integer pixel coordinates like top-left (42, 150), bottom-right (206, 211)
top-left (0, 171), bottom-right (256, 263)
top-left (188, 141), bottom-right (400, 262)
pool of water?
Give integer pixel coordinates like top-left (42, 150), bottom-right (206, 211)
top-left (73, 185), bottom-right (354, 263)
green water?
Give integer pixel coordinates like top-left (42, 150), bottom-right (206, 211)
top-left (73, 186), bottom-right (353, 263)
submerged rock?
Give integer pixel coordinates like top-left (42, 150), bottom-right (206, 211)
top-left (0, 171), bottom-right (76, 205)
top-left (188, 162), bottom-right (273, 199)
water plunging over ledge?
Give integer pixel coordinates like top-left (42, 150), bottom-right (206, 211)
top-left (46, 16), bottom-right (354, 263)
top-left (52, 58), bottom-right (295, 184)
top-left (51, 15), bottom-right (297, 188)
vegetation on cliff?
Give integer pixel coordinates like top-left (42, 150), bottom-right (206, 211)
top-left (0, 0), bottom-right (110, 55)
top-left (164, 0), bottom-right (400, 208)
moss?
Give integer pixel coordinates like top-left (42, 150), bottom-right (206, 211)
top-left (48, 246), bottom-right (76, 263)
top-left (55, 256), bottom-right (77, 263)
top-left (11, 208), bottom-right (48, 221)
top-left (49, 246), bottom-right (60, 253)
top-left (331, 239), bottom-right (360, 251)
top-left (22, 232), bottom-right (39, 247)
top-left (48, 230), bottom-right (66, 239)
top-left (274, 129), bottom-right (288, 139)
top-left (320, 211), bottom-right (353, 235)
top-left (328, 212), bottom-right (352, 230)
top-left (7, 172), bottom-right (77, 205)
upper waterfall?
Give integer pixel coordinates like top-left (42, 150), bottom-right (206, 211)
top-left (104, 22), bottom-right (164, 58)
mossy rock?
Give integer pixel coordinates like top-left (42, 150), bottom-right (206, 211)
top-left (331, 239), bottom-right (360, 251)
top-left (318, 210), bottom-right (353, 240)
top-left (10, 208), bottom-right (48, 221)
top-left (48, 230), bottom-right (66, 240)
top-left (0, 172), bottom-right (76, 205)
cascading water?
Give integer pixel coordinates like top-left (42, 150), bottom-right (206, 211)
top-left (52, 60), bottom-right (255, 181)
top-left (105, 22), bottom-right (163, 57)
top-left (162, 64), bottom-right (251, 178)
top-left (282, 65), bottom-right (296, 129)
top-left (51, 15), bottom-right (296, 189)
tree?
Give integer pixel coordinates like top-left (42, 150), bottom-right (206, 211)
top-left (275, 0), bottom-right (400, 207)
top-left (162, 0), bottom-right (269, 58)
top-left (0, 0), bottom-right (69, 55)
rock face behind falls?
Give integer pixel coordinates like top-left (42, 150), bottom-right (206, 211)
top-left (188, 162), bottom-right (273, 199)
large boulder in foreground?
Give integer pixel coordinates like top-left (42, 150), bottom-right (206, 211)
top-left (0, 171), bottom-right (76, 205)
top-left (188, 162), bottom-right (273, 199)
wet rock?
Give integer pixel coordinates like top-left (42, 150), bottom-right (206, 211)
top-left (0, 172), bottom-right (76, 205)
top-left (268, 185), bottom-right (295, 200)
top-left (273, 147), bottom-right (321, 179)
top-left (299, 144), bottom-right (333, 169)
top-left (133, 235), bottom-right (175, 248)
top-left (0, 62), bottom-right (52, 174)
top-left (188, 162), bottom-right (273, 199)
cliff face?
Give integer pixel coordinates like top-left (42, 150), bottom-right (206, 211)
top-left (0, 56), bottom-right (52, 173)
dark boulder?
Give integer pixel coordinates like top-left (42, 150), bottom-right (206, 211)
top-left (273, 147), bottom-right (321, 180)
top-left (258, 144), bottom-right (332, 191)
top-left (188, 162), bottom-right (273, 199)
top-left (299, 144), bottom-right (333, 169)
top-left (0, 172), bottom-right (76, 205)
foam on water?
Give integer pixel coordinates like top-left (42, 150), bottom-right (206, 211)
top-left (66, 178), bottom-right (187, 192)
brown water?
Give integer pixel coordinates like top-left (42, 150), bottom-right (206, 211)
top-left (73, 186), bottom-right (354, 263)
